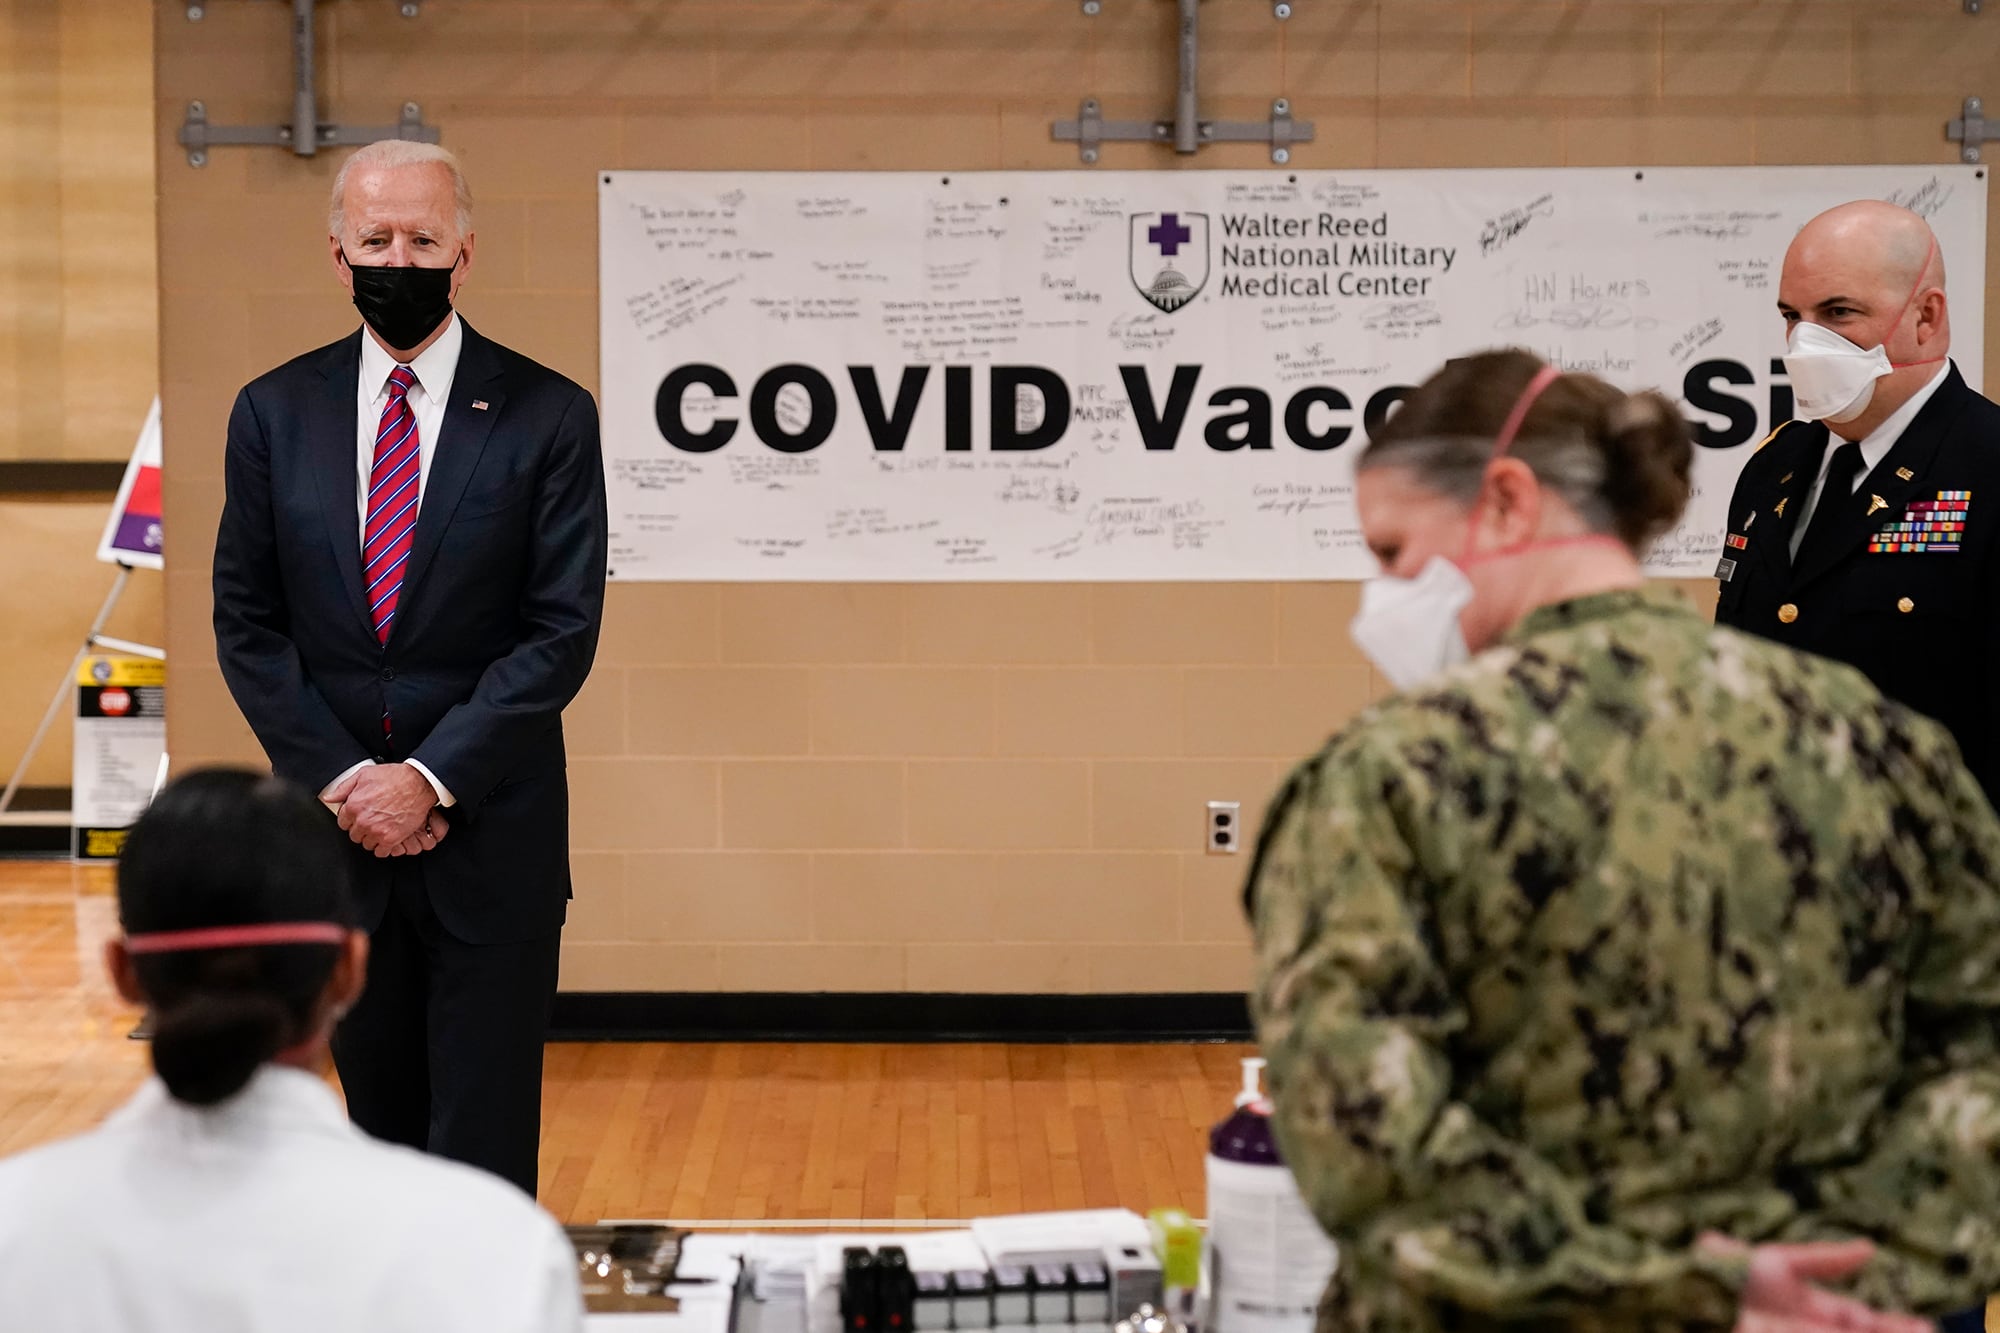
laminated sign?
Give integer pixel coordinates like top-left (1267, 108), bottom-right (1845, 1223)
top-left (73, 655), bottom-right (165, 860)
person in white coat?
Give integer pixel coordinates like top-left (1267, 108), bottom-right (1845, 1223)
top-left (0, 768), bottom-right (583, 1332)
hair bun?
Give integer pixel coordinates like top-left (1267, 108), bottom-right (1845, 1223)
top-left (1598, 390), bottom-right (1694, 549)
top-left (148, 986), bottom-right (292, 1106)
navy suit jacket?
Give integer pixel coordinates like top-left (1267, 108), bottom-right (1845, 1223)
top-left (213, 321), bottom-right (608, 944)
top-left (1715, 365), bottom-right (2000, 803)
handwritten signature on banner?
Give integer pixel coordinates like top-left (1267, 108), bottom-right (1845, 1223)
top-left (1310, 178), bottom-right (1381, 210)
top-left (1642, 208), bottom-right (1781, 243)
top-left (611, 457), bottom-right (704, 493)
top-left (1109, 312), bottom-right (1176, 354)
top-left (1361, 300), bottom-right (1442, 342)
top-left (826, 507), bottom-right (943, 542)
top-left (1669, 317), bottom-right (1727, 365)
top-left (1715, 258), bottom-right (1772, 292)
top-left (1480, 194), bottom-right (1555, 257)
top-left (1886, 175), bottom-right (1954, 220)
top-left (1273, 342), bottom-right (1347, 385)
top-left (626, 274), bottom-right (746, 341)
top-left (728, 455), bottom-right (821, 493)
top-left (1494, 301), bottom-right (1658, 333)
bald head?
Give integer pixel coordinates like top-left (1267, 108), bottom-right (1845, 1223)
top-left (1789, 200), bottom-right (1943, 300)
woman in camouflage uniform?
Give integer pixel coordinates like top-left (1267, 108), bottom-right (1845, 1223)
top-left (1245, 349), bottom-right (2000, 1333)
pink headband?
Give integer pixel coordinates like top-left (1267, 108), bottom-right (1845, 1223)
top-left (123, 922), bottom-right (349, 955)
top-left (1491, 364), bottom-right (1563, 460)
top-left (1457, 364), bottom-right (1564, 565)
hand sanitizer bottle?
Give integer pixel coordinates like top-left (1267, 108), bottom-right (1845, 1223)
top-left (1204, 1058), bottom-right (1339, 1333)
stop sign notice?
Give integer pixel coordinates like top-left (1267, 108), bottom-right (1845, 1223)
top-left (74, 655), bottom-right (165, 860)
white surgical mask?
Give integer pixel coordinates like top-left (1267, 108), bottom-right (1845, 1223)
top-left (1782, 320), bottom-right (1892, 424)
top-left (1348, 365), bottom-right (1562, 692)
top-left (1350, 555), bottom-right (1475, 690)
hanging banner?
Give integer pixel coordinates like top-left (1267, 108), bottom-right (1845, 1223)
top-left (96, 397), bottom-right (163, 570)
top-left (598, 167), bottom-right (1986, 581)
top-left (73, 655), bottom-right (166, 860)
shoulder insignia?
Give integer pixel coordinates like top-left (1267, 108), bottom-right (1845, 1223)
top-left (1755, 420), bottom-right (1801, 454)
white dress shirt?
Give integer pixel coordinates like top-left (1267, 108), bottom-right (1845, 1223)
top-left (0, 1065), bottom-right (582, 1333)
top-left (322, 317), bottom-right (464, 809)
top-left (1788, 360), bottom-right (1952, 558)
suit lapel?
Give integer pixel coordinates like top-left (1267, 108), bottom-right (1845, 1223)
top-left (389, 321), bottom-right (507, 640)
top-left (1792, 368), bottom-right (1973, 591)
top-left (308, 332), bottom-right (375, 639)
top-left (1744, 423), bottom-right (1826, 589)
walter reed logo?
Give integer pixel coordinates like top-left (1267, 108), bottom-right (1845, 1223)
top-left (1128, 211), bottom-right (1210, 313)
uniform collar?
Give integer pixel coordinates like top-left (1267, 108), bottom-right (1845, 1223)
top-left (358, 311), bottom-right (463, 405)
top-left (106, 1064), bottom-right (357, 1143)
top-left (1837, 358), bottom-right (1952, 478)
top-left (1503, 585), bottom-right (1691, 647)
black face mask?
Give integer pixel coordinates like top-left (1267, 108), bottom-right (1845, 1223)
top-left (341, 249), bottom-right (462, 351)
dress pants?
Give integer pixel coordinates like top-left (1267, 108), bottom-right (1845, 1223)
top-left (331, 857), bottom-right (562, 1197)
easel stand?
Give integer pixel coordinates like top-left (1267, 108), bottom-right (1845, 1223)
top-left (0, 563), bottom-right (165, 822)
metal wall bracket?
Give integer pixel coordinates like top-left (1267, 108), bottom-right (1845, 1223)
top-left (177, 0), bottom-right (436, 166)
top-left (1054, 0), bottom-right (1312, 164)
top-left (1053, 98), bottom-right (1311, 166)
top-left (1948, 97), bottom-right (1991, 162)
top-left (190, 0), bottom-right (418, 19)
top-left (181, 100), bottom-right (437, 168)
top-left (1078, 1), bottom-right (1293, 18)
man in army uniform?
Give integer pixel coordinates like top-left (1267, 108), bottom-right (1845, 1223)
top-left (1249, 350), bottom-right (2000, 1332)
top-left (1716, 201), bottom-right (2000, 803)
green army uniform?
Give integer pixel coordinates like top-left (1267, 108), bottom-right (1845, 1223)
top-left (1245, 586), bottom-right (2000, 1332)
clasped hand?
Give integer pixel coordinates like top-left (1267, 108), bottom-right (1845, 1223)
top-left (1702, 1235), bottom-right (1933, 1333)
top-left (326, 763), bottom-right (449, 858)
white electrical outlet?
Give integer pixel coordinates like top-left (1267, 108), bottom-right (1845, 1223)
top-left (1206, 800), bottom-right (1242, 854)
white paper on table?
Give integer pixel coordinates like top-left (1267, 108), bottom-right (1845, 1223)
top-left (678, 1234), bottom-right (751, 1283)
top-left (971, 1210), bottom-right (1151, 1267)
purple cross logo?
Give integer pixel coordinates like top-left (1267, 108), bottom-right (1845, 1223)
top-left (1148, 213), bottom-right (1192, 257)
top-left (1129, 210), bottom-right (1208, 314)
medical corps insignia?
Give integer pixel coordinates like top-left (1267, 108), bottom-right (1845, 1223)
top-left (1128, 211), bottom-right (1209, 313)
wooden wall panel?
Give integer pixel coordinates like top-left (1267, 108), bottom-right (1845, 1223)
top-left (0, 0), bottom-right (156, 463)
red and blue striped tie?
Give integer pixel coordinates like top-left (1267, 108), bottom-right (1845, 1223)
top-left (364, 364), bottom-right (421, 642)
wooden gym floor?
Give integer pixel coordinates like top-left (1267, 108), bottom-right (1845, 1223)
top-left (0, 859), bottom-right (1251, 1223)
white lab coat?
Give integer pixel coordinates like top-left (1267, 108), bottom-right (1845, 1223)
top-left (0, 1065), bottom-right (583, 1332)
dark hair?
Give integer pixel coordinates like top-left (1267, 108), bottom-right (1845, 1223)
top-left (1359, 348), bottom-right (1695, 552)
top-left (117, 769), bottom-right (356, 1107)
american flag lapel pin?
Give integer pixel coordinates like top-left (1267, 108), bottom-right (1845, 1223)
top-left (471, 399), bottom-right (489, 411)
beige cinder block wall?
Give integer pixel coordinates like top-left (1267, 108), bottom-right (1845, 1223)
top-left (0, 0), bottom-right (159, 786)
top-left (155, 0), bottom-right (2000, 995)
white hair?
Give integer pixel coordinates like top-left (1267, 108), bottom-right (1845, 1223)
top-left (328, 140), bottom-right (474, 239)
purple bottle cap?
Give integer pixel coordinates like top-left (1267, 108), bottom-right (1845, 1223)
top-left (1209, 1102), bottom-right (1283, 1164)
top-left (1209, 1058), bottom-right (1285, 1164)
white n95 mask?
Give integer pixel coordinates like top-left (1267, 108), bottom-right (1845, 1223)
top-left (1782, 320), bottom-right (1893, 425)
top-left (1349, 555), bottom-right (1475, 691)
